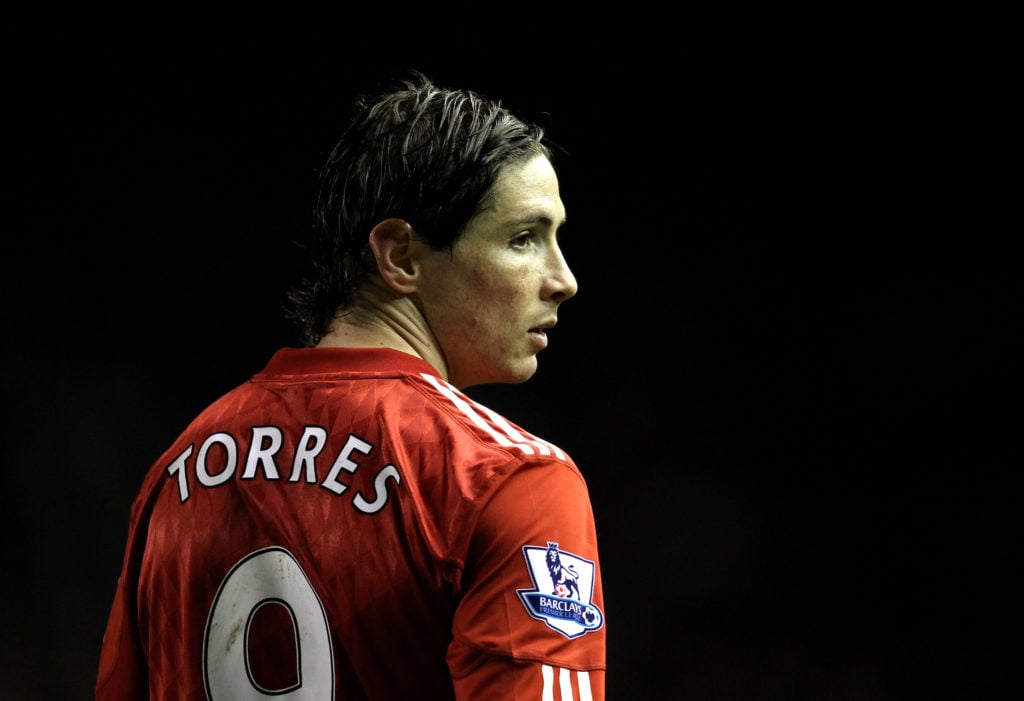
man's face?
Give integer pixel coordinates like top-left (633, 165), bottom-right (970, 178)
top-left (414, 154), bottom-right (577, 388)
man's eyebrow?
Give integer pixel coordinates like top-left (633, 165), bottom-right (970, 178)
top-left (506, 214), bottom-right (567, 229)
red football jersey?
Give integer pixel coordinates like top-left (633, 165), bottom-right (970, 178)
top-left (97, 347), bottom-right (606, 700)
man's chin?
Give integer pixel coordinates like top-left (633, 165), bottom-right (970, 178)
top-left (509, 356), bottom-right (540, 383)
top-left (459, 359), bottom-right (538, 389)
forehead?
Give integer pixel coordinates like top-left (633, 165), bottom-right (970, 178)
top-left (479, 154), bottom-right (565, 227)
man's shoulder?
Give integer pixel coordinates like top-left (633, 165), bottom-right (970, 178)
top-left (407, 372), bottom-right (573, 466)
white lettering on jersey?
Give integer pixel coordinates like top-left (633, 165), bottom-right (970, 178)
top-left (165, 427), bottom-right (401, 513)
top-left (321, 433), bottom-right (372, 495)
top-left (290, 426), bottom-right (328, 482)
top-left (242, 426), bottom-right (283, 480)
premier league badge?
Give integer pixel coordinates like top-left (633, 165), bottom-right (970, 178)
top-left (517, 542), bottom-right (604, 639)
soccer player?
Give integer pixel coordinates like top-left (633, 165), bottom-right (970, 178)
top-left (96, 71), bottom-right (606, 700)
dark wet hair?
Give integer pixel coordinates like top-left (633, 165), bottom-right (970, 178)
top-left (285, 71), bottom-right (552, 347)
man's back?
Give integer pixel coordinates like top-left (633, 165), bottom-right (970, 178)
top-left (97, 347), bottom-right (605, 699)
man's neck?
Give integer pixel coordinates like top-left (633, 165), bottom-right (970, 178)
top-left (316, 284), bottom-right (449, 382)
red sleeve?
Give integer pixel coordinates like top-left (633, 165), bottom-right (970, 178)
top-left (96, 573), bottom-right (148, 700)
top-left (447, 460), bottom-right (606, 700)
top-left (95, 494), bottom-right (151, 701)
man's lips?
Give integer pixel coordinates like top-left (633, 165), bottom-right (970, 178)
top-left (528, 329), bottom-right (549, 349)
top-left (528, 319), bottom-right (556, 348)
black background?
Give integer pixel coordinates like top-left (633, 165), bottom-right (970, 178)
top-left (3, 19), bottom-right (1018, 700)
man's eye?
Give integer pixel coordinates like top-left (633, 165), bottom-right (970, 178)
top-left (510, 232), bottom-right (535, 248)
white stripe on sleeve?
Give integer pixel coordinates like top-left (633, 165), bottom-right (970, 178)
top-left (559, 667), bottom-right (573, 699)
top-left (474, 402), bottom-right (568, 460)
top-left (578, 671), bottom-right (593, 701)
top-left (420, 373), bottom-right (538, 454)
top-left (542, 664), bottom-right (555, 701)
top-left (540, 664), bottom-right (593, 701)
top-left (421, 373), bottom-right (570, 459)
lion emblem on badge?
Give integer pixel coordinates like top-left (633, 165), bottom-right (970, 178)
top-left (545, 541), bottom-right (580, 600)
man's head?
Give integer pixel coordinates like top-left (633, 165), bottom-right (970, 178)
top-left (370, 150), bottom-right (577, 388)
top-left (287, 71), bottom-right (557, 349)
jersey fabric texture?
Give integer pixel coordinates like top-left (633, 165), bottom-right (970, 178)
top-left (97, 347), bottom-right (606, 700)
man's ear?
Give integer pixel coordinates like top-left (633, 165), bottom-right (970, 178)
top-left (368, 218), bottom-right (418, 294)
